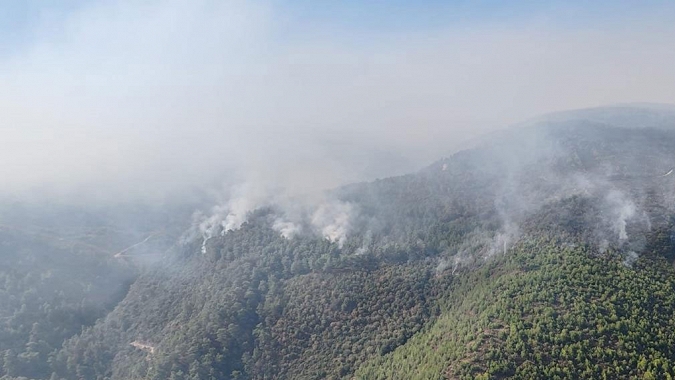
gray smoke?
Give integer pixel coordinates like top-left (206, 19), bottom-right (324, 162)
top-left (184, 179), bottom-right (357, 248)
top-left (2, 1), bottom-right (675, 203)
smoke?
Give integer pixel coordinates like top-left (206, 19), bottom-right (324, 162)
top-left (184, 179), bottom-right (357, 248)
top-left (2, 1), bottom-right (675, 203)
top-left (220, 182), bottom-right (273, 232)
top-left (488, 222), bottom-right (521, 257)
top-left (310, 201), bottom-right (355, 247)
top-left (1, 0), bottom-right (674, 268)
top-left (440, 121), bottom-right (666, 271)
top-left (605, 190), bottom-right (637, 241)
top-left (272, 218), bottom-right (302, 240)
top-left (623, 251), bottom-right (640, 268)
top-left (188, 180), bottom-right (273, 252)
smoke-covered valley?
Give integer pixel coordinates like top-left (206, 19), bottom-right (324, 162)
top-left (2, 1), bottom-right (675, 203)
top-left (23, 105), bottom-right (675, 380)
top-left (5, 104), bottom-right (675, 379)
top-left (5, 1), bottom-right (675, 379)
top-left (177, 105), bottom-right (675, 270)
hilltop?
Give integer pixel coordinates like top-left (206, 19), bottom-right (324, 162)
top-left (3, 105), bottom-right (675, 380)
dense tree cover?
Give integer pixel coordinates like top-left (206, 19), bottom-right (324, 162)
top-left (356, 237), bottom-right (675, 379)
top-left (48, 221), bottom-right (452, 380)
top-left (0, 229), bottom-right (135, 380)
top-left (248, 263), bottom-right (451, 379)
top-left (4, 115), bottom-right (675, 379)
top-left (48, 196), bottom-right (675, 380)
top-left (0, 203), bottom-right (192, 380)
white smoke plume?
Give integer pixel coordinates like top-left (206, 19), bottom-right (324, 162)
top-left (197, 205), bottom-right (226, 254)
top-left (606, 189), bottom-right (651, 242)
top-left (184, 179), bottom-right (357, 248)
top-left (186, 181), bottom-right (273, 253)
top-left (488, 222), bottom-right (521, 257)
top-left (623, 251), bottom-right (640, 268)
top-left (221, 193), bottom-right (263, 232)
top-left (311, 201), bottom-right (355, 248)
top-left (605, 190), bottom-right (637, 241)
top-left (272, 218), bottom-right (302, 240)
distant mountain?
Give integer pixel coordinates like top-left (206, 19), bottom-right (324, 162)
top-left (3, 105), bottom-right (675, 380)
top-left (530, 103), bottom-right (675, 131)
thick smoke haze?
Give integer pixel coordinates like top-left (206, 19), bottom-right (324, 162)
top-left (2, 0), bottom-right (675, 202)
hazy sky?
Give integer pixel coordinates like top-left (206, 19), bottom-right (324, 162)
top-left (1, 0), bottom-right (675, 201)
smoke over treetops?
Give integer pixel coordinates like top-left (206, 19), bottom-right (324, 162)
top-left (183, 180), bottom-right (358, 251)
top-left (2, 1), bottom-right (675, 203)
top-left (7, 3), bottom-right (675, 380)
top-left (175, 106), bottom-right (675, 274)
top-left (2, 0), bottom-right (675, 267)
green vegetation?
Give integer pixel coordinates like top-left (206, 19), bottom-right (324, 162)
top-left (47, 222), bottom-right (451, 380)
top-left (249, 262), bottom-right (450, 379)
top-left (4, 120), bottom-right (675, 379)
top-left (0, 229), bottom-right (134, 380)
top-left (0, 203), bottom-right (189, 380)
top-left (356, 237), bottom-right (675, 379)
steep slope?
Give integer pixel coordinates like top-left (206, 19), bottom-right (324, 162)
top-left (23, 106), bottom-right (675, 380)
top-left (0, 202), bottom-right (195, 380)
top-left (0, 228), bottom-right (135, 379)
top-left (52, 221), bottom-right (453, 380)
top-left (356, 236), bottom-right (675, 379)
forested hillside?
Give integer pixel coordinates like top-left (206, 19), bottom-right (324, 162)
top-left (356, 236), bottom-right (675, 379)
top-left (3, 106), bottom-right (675, 380)
top-left (0, 203), bottom-right (193, 380)
top-left (0, 227), bottom-right (134, 379)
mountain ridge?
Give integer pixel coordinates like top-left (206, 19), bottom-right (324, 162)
top-left (3, 105), bottom-right (675, 379)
